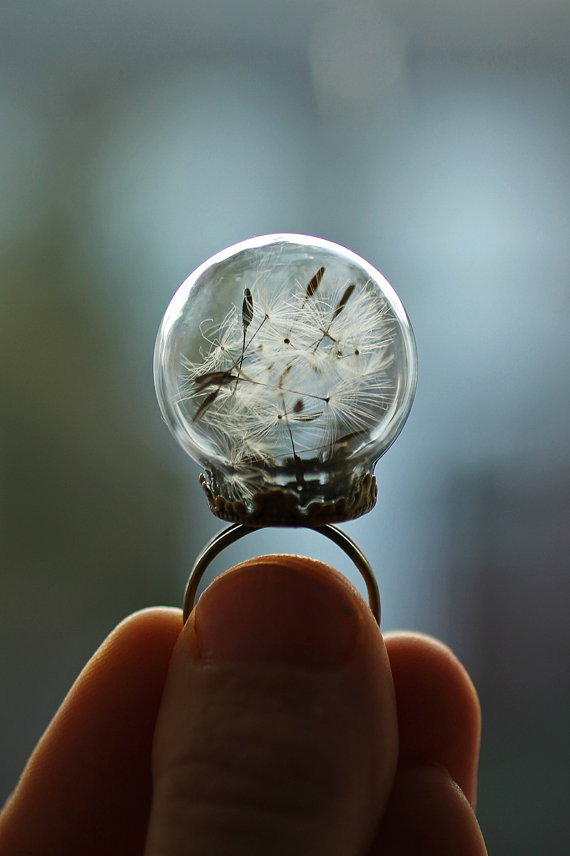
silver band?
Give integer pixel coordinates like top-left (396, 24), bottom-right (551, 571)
top-left (182, 523), bottom-right (380, 625)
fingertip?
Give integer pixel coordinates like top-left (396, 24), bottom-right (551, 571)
top-left (97, 607), bottom-right (182, 665)
top-left (384, 631), bottom-right (481, 807)
top-left (371, 763), bottom-right (488, 855)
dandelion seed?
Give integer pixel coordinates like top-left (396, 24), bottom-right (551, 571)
top-left (332, 283), bottom-right (355, 321)
top-left (277, 363), bottom-right (293, 388)
top-left (242, 288), bottom-right (254, 329)
top-left (193, 388), bottom-right (220, 422)
top-left (305, 266), bottom-right (325, 299)
top-left (194, 370), bottom-right (235, 391)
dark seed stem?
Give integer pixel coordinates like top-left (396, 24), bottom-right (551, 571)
top-left (235, 288), bottom-right (254, 392)
top-left (281, 401), bottom-right (305, 488)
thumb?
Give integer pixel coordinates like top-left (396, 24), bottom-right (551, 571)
top-left (144, 555), bottom-right (398, 856)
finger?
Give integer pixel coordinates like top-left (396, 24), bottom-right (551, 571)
top-left (367, 633), bottom-right (486, 855)
top-left (385, 632), bottom-right (481, 806)
top-left (0, 607), bottom-right (181, 856)
top-left (144, 555), bottom-right (398, 856)
top-left (370, 764), bottom-right (488, 855)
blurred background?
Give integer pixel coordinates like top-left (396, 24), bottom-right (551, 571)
top-left (1, 1), bottom-right (568, 851)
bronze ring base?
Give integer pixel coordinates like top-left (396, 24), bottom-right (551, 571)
top-left (182, 523), bottom-right (380, 625)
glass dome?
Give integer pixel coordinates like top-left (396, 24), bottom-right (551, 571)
top-left (154, 234), bottom-right (417, 524)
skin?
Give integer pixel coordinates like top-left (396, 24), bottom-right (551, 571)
top-left (0, 555), bottom-right (487, 855)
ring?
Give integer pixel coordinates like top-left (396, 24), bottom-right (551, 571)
top-left (182, 523), bottom-right (380, 625)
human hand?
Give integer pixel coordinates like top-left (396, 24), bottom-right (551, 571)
top-left (0, 556), bottom-right (487, 855)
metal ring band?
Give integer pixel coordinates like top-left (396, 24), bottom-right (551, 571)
top-left (182, 523), bottom-right (380, 625)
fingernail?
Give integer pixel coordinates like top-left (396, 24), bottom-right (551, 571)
top-left (194, 556), bottom-right (361, 668)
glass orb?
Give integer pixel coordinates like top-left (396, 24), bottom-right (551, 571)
top-left (154, 234), bottom-right (417, 524)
